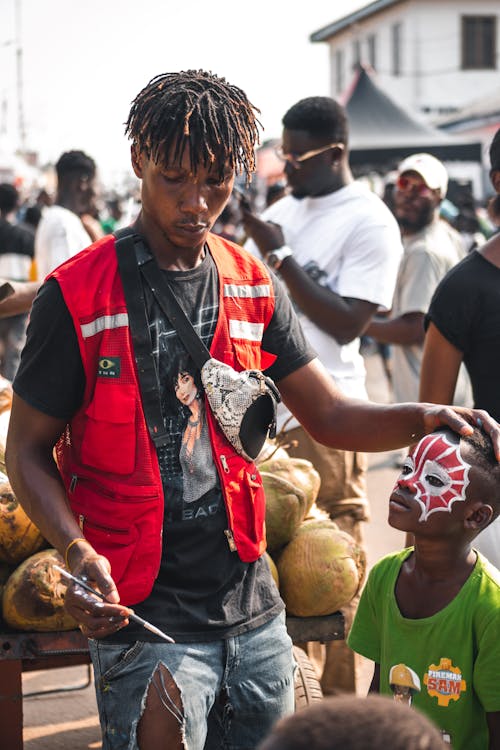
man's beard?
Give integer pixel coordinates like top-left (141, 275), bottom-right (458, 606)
top-left (396, 203), bottom-right (435, 233)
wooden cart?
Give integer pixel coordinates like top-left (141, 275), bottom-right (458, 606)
top-left (0, 612), bottom-right (344, 748)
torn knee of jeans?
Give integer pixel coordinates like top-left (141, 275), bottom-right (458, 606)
top-left (154, 664), bottom-right (183, 718)
top-left (139, 663), bottom-right (187, 749)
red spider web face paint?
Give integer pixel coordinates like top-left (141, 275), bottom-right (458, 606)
top-left (394, 433), bottom-right (470, 522)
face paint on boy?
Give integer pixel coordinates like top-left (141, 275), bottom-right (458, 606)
top-left (395, 433), bottom-right (471, 522)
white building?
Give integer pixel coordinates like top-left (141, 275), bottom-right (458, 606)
top-left (311, 0), bottom-right (500, 122)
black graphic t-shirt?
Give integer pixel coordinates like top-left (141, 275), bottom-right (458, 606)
top-left (14, 246), bottom-right (315, 641)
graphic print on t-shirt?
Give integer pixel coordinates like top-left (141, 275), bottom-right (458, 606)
top-left (146, 263), bottom-right (220, 524)
top-left (163, 349), bottom-right (218, 508)
top-left (388, 663), bottom-right (421, 706)
top-left (424, 657), bottom-right (466, 707)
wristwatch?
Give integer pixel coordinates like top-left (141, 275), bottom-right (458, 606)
top-left (266, 245), bottom-right (293, 271)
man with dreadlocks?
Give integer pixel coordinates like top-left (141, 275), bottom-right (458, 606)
top-left (5, 70), bottom-right (500, 750)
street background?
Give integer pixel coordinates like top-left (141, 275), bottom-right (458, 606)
top-left (21, 350), bottom-right (404, 749)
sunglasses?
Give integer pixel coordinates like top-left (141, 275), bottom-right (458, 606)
top-left (275, 142), bottom-right (344, 170)
top-left (396, 175), bottom-right (433, 197)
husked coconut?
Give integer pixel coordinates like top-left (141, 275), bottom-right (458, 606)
top-left (277, 526), bottom-right (366, 617)
top-left (258, 458), bottom-right (321, 518)
top-left (295, 516), bottom-right (339, 535)
top-left (261, 472), bottom-right (307, 553)
top-left (2, 549), bottom-right (78, 631)
top-left (0, 482), bottom-right (46, 564)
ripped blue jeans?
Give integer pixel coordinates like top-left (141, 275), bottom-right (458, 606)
top-left (89, 611), bottom-right (295, 750)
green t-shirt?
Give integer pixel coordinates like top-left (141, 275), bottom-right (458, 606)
top-left (348, 549), bottom-right (500, 750)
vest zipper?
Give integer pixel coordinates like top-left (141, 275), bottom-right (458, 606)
top-left (220, 455), bottom-right (229, 473)
top-left (68, 472), bottom-right (157, 500)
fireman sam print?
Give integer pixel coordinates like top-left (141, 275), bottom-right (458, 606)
top-left (424, 657), bottom-right (466, 706)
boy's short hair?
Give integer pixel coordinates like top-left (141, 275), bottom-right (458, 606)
top-left (461, 426), bottom-right (500, 521)
top-left (258, 694), bottom-right (445, 750)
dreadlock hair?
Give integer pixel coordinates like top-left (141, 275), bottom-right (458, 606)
top-left (282, 96), bottom-right (348, 146)
top-left (55, 150), bottom-right (96, 181)
top-left (124, 70), bottom-right (261, 183)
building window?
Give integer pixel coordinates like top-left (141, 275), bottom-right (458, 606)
top-left (391, 23), bottom-right (402, 76)
top-left (367, 34), bottom-right (377, 70)
top-left (335, 49), bottom-right (345, 94)
top-left (462, 16), bottom-right (496, 69)
top-left (352, 39), bottom-right (361, 69)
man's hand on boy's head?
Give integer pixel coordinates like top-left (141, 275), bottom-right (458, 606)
top-left (421, 404), bottom-right (500, 462)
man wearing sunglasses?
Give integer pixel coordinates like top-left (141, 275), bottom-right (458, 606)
top-left (242, 96), bottom-right (403, 697)
top-left (364, 153), bottom-right (466, 415)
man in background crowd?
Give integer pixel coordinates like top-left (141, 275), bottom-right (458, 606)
top-left (366, 153), bottom-right (465, 408)
top-left (35, 149), bottom-right (101, 279)
top-left (242, 95), bottom-right (403, 695)
top-left (0, 183), bottom-right (35, 380)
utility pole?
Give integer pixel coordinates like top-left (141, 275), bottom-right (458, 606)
top-left (15, 0), bottom-right (26, 154)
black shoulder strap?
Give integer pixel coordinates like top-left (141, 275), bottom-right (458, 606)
top-left (114, 228), bottom-right (169, 447)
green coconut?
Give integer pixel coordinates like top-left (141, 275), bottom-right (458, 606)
top-left (261, 471), bottom-right (307, 553)
top-left (258, 458), bottom-right (321, 518)
top-left (277, 526), bottom-right (366, 617)
top-left (2, 548), bottom-right (78, 631)
top-left (295, 516), bottom-right (339, 536)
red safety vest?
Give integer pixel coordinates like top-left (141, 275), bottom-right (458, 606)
top-left (52, 233), bottom-right (277, 605)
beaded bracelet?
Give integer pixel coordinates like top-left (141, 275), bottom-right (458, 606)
top-left (64, 537), bottom-right (86, 570)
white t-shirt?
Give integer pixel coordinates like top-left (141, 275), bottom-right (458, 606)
top-left (245, 182), bottom-right (403, 430)
top-left (35, 205), bottom-right (91, 280)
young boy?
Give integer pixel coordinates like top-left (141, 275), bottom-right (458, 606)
top-left (348, 427), bottom-right (500, 749)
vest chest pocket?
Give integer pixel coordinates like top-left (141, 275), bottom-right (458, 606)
top-left (81, 383), bottom-right (137, 475)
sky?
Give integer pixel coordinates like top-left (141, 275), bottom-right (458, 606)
top-left (0, 0), bottom-right (367, 187)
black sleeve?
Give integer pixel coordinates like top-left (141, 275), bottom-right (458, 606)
top-left (425, 257), bottom-right (475, 355)
top-left (262, 271), bottom-right (316, 383)
top-left (13, 278), bottom-right (85, 419)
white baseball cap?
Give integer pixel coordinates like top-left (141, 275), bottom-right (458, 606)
top-left (397, 153), bottom-right (448, 196)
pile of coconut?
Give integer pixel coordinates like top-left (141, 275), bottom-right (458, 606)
top-left (258, 440), bottom-right (366, 617)
top-left (0, 375), bottom-right (76, 632)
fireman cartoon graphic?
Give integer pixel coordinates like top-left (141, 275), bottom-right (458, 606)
top-left (389, 664), bottom-right (421, 706)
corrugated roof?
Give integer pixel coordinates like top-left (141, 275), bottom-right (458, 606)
top-left (310, 0), bottom-right (403, 42)
top-left (434, 88), bottom-right (500, 129)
